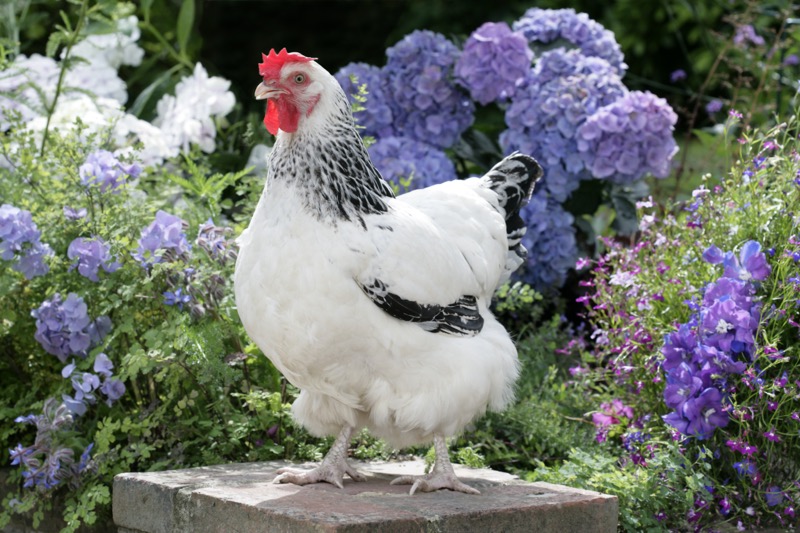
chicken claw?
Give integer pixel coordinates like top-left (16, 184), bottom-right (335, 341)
top-left (390, 434), bottom-right (480, 495)
top-left (273, 426), bottom-right (365, 488)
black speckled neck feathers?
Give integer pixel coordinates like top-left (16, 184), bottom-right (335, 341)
top-left (267, 90), bottom-right (395, 225)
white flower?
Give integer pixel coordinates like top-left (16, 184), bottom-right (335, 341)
top-left (609, 270), bottom-right (636, 287)
top-left (715, 319), bottom-right (733, 334)
top-left (70, 16), bottom-right (144, 70)
top-left (153, 63), bottom-right (236, 155)
top-left (0, 54), bottom-right (60, 130)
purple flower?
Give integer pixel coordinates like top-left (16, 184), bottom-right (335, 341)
top-left (163, 288), bottom-right (192, 310)
top-left (722, 240), bottom-right (770, 282)
top-left (100, 379), bottom-right (126, 405)
top-left (670, 69), bottom-right (687, 82)
top-left (733, 24), bottom-right (765, 47)
top-left (31, 293), bottom-right (111, 363)
top-left (334, 62), bottom-right (396, 139)
top-left (766, 487), bottom-right (784, 507)
top-left (501, 49), bottom-right (626, 201)
top-left (663, 362), bottom-right (703, 409)
top-left (783, 54), bottom-right (799, 66)
top-left (455, 22), bottom-right (533, 105)
top-left (79, 150), bottom-right (140, 193)
top-left (514, 194), bottom-right (578, 291)
top-left (705, 99), bottom-right (723, 115)
top-left (196, 219), bottom-right (236, 263)
top-left (702, 245), bottom-right (724, 264)
top-left (93, 353), bottom-right (114, 378)
top-left (592, 399), bottom-right (633, 428)
top-left (661, 324), bottom-right (698, 371)
top-left (701, 298), bottom-right (756, 354)
top-left (67, 236), bottom-right (120, 282)
top-left (512, 8), bottom-right (626, 74)
top-left (576, 90), bottom-right (678, 184)
top-left (368, 136), bottom-right (457, 191)
top-left (763, 428), bottom-right (781, 442)
top-left (682, 387), bottom-right (729, 439)
top-left (9, 444), bottom-right (34, 466)
top-left (0, 204), bottom-right (52, 279)
top-left (383, 30), bottom-right (474, 148)
top-left (63, 206), bottom-right (87, 221)
top-left (133, 210), bottom-right (191, 267)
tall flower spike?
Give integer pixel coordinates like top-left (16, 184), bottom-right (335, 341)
top-left (258, 48), bottom-right (316, 79)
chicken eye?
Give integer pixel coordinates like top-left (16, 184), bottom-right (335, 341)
top-left (294, 74), bottom-right (306, 84)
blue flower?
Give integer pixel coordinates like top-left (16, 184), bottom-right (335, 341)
top-left (368, 136), bottom-right (457, 192)
top-left (576, 91), bottom-right (678, 184)
top-left (163, 287), bottom-right (192, 310)
top-left (705, 99), bottom-right (723, 115)
top-left (79, 150), bottom-right (140, 193)
top-left (513, 194), bottom-right (577, 291)
top-left (0, 204), bottom-right (52, 279)
top-left (67, 236), bottom-right (120, 282)
top-left (383, 30), bottom-right (474, 148)
top-left (500, 49), bottom-right (626, 201)
top-left (512, 8), bottom-right (627, 74)
top-left (63, 206), bottom-right (87, 221)
top-left (133, 210), bottom-right (191, 267)
top-left (702, 245), bottom-right (724, 264)
top-left (9, 444), bottom-right (34, 467)
top-left (670, 69), bottom-right (687, 82)
top-left (334, 62), bottom-right (396, 139)
top-left (31, 293), bottom-right (111, 363)
top-left (454, 22), bottom-right (533, 105)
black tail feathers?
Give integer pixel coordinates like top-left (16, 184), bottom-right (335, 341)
top-left (482, 152), bottom-right (543, 258)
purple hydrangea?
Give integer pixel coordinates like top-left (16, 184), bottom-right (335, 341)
top-left (79, 150), bottom-right (141, 193)
top-left (513, 194), bottom-right (577, 291)
top-left (31, 293), bottom-right (111, 363)
top-left (512, 8), bottom-right (627, 74)
top-left (500, 49), bottom-right (627, 201)
top-left (383, 30), bottom-right (475, 148)
top-left (67, 236), bottom-right (120, 282)
top-left (0, 204), bottom-right (52, 279)
top-left (368, 136), bottom-right (457, 191)
top-left (661, 240), bottom-right (769, 440)
top-left (576, 91), bottom-right (678, 184)
top-left (334, 62), bottom-right (396, 139)
top-left (454, 22), bottom-right (533, 105)
top-left (132, 210), bottom-right (191, 267)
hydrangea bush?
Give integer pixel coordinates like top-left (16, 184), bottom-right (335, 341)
top-left (569, 115), bottom-right (800, 529)
top-left (334, 8), bottom-right (679, 293)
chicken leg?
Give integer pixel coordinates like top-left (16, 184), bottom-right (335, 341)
top-left (273, 425), bottom-right (366, 488)
top-left (390, 434), bottom-right (480, 495)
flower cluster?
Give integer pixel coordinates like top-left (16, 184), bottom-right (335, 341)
top-left (10, 398), bottom-right (94, 490)
top-left (132, 210), bottom-right (192, 267)
top-left (500, 49), bottom-right (627, 201)
top-left (454, 22), bottom-right (533, 105)
top-left (67, 237), bottom-right (120, 282)
top-left (383, 30), bottom-right (474, 148)
top-left (0, 54), bottom-right (61, 130)
top-left (512, 7), bottom-right (627, 74)
top-left (368, 136), bottom-right (457, 191)
top-left (153, 63), bottom-right (236, 155)
top-left (61, 353), bottom-right (125, 416)
top-left (334, 63), bottom-right (396, 138)
top-left (514, 195), bottom-right (578, 291)
top-left (661, 241), bottom-right (770, 440)
top-left (79, 150), bottom-right (141, 193)
top-left (196, 218), bottom-right (237, 264)
top-left (0, 204), bottom-right (52, 279)
top-left (592, 399), bottom-right (634, 443)
top-left (32, 293), bottom-right (111, 363)
top-left (576, 91), bottom-right (678, 184)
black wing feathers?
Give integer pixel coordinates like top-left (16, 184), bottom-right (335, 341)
top-left (359, 279), bottom-right (484, 336)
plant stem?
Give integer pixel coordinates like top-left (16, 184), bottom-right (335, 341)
top-left (39, 0), bottom-right (89, 157)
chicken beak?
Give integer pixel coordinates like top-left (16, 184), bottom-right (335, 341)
top-left (255, 81), bottom-right (283, 100)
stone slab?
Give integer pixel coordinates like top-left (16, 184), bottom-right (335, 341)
top-left (113, 460), bottom-right (618, 533)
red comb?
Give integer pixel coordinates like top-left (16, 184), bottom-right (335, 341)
top-left (259, 48), bottom-right (316, 79)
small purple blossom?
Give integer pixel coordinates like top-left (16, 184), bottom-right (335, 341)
top-left (705, 99), bottom-right (723, 115)
top-left (133, 210), bottom-right (191, 267)
top-left (455, 22), bottom-right (533, 105)
top-left (733, 24), bottom-right (765, 47)
top-left (79, 150), bottom-right (140, 193)
top-left (163, 288), bottom-right (192, 310)
top-left (67, 237), bottom-right (120, 282)
top-left (0, 204), bottom-right (52, 279)
top-left (63, 206), bottom-right (87, 221)
top-left (32, 293), bottom-right (111, 363)
top-left (670, 69), bottom-right (687, 82)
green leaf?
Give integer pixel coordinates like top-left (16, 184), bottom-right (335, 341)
top-left (45, 31), bottom-right (66, 58)
top-left (141, 0), bottom-right (155, 21)
top-left (176, 0), bottom-right (195, 56)
top-left (128, 67), bottom-right (178, 118)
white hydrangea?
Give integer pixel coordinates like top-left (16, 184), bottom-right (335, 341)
top-left (153, 63), bottom-right (236, 154)
top-left (0, 54), bottom-right (60, 130)
top-left (69, 15), bottom-right (144, 70)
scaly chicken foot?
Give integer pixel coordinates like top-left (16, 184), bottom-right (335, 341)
top-left (274, 425), bottom-right (365, 489)
top-left (390, 434), bottom-right (480, 495)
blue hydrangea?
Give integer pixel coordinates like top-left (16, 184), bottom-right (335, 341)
top-left (500, 49), bottom-right (626, 201)
top-left (79, 150), bottom-right (141, 193)
top-left (31, 293), bottom-right (111, 363)
top-left (513, 8), bottom-right (627, 74)
top-left (132, 210), bottom-right (191, 267)
top-left (513, 194), bottom-right (577, 292)
top-left (454, 22), bottom-right (533, 105)
top-left (383, 30), bottom-right (474, 148)
top-left (0, 204), bottom-right (52, 279)
top-left (368, 136), bottom-right (457, 192)
top-left (334, 62), bottom-right (396, 139)
top-left (67, 236), bottom-right (120, 282)
top-left (576, 91), bottom-right (678, 184)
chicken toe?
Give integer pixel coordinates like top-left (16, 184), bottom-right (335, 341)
top-left (273, 426), bottom-right (365, 488)
top-left (390, 434), bottom-right (480, 495)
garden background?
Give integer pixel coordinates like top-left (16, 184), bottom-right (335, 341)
top-left (1, 0), bottom-right (799, 531)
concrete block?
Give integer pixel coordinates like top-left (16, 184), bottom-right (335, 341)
top-left (113, 460), bottom-right (617, 533)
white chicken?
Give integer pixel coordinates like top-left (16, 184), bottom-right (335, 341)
top-left (234, 48), bottom-right (542, 495)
